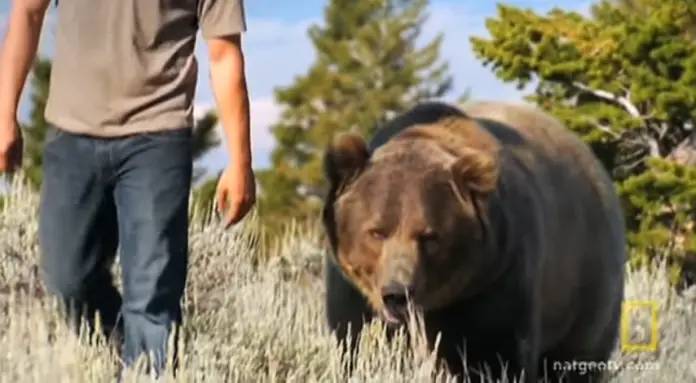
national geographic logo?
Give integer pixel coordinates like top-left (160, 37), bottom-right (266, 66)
top-left (552, 360), bottom-right (659, 375)
top-left (620, 300), bottom-right (658, 353)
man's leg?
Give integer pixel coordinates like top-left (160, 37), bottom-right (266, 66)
top-left (112, 128), bottom-right (192, 376)
top-left (39, 125), bottom-right (123, 345)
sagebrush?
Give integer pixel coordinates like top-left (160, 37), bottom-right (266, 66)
top-left (0, 177), bottom-right (694, 382)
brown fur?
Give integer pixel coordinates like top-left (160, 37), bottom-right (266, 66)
top-left (322, 101), bottom-right (626, 383)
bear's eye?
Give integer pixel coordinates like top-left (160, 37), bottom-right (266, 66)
top-left (367, 228), bottom-right (387, 241)
top-left (418, 232), bottom-right (440, 252)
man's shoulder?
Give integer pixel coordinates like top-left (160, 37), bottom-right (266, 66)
top-left (198, 0), bottom-right (247, 39)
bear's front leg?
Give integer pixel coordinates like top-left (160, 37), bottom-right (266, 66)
top-left (325, 258), bottom-right (374, 373)
top-left (515, 291), bottom-right (541, 383)
top-left (516, 332), bottom-right (540, 383)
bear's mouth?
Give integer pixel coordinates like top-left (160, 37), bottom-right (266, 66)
top-left (380, 291), bottom-right (414, 326)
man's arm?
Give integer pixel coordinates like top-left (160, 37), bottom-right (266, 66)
top-left (207, 35), bottom-right (252, 167)
top-left (0, 0), bottom-right (51, 122)
top-left (199, 0), bottom-right (254, 226)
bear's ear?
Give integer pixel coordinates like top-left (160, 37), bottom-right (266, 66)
top-left (323, 132), bottom-right (370, 193)
top-left (448, 149), bottom-right (499, 199)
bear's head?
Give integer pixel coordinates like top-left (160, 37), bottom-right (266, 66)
top-left (322, 119), bottom-right (506, 326)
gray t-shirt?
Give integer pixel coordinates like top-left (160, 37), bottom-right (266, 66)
top-left (44, 0), bottom-right (247, 137)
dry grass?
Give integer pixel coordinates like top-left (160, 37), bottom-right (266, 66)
top-left (1, 177), bottom-right (695, 383)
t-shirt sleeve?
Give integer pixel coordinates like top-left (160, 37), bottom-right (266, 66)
top-left (198, 0), bottom-right (247, 39)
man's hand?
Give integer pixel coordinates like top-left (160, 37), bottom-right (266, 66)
top-left (215, 162), bottom-right (256, 228)
top-left (0, 0), bottom-right (49, 175)
top-left (0, 0), bottom-right (50, 136)
top-left (0, 121), bottom-right (24, 173)
top-left (207, 33), bottom-right (255, 228)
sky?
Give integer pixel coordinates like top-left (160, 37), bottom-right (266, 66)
top-left (0, 0), bottom-right (592, 176)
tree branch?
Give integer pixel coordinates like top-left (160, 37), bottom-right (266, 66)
top-left (571, 81), bottom-right (642, 117)
top-left (572, 82), bottom-right (664, 157)
top-left (591, 122), bottom-right (620, 139)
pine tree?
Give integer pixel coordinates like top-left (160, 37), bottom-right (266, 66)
top-left (188, 109), bottom-right (222, 220)
top-left (255, 0), bottom-right (453, 234)
top-left (191, 110), bottom-right (221, 183)
top-left (469, 1), bottom-right (696, 283)
top-left (21, 56), bottom-right (52, 190)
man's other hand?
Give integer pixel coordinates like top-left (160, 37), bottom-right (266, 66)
top-left (0, 120), bottom-right (24, 174)
top-left (215, 162), bottom-right (256, 228)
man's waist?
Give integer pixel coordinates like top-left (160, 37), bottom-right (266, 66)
top-left (45, 106), bottom-right (194, 138)
top-left (45, 87), bottom-right (196, 137)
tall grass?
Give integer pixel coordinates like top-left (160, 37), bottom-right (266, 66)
top-left (0, 177), bottom-right (694, 382)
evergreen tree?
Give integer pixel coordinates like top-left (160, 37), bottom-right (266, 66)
top-left (191, 110), bottom-right (221, 183)
top-left (188, 109), bottom-right (222, 220)
top-left (256, 0), bottom-right (454, 233)
top-left (21, 56), bottom-right (52, 190)
top-left (469, 1), bottom-right (696, 282)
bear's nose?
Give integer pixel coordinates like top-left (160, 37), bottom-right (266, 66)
top-left (381, 283), bottom-right (413, 309)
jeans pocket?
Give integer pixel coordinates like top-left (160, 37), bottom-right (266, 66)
top-left (44, 125), bottom-right (68, 147)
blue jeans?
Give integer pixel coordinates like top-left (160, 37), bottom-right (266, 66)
top-left (38, 125), bottom-right (192, 376)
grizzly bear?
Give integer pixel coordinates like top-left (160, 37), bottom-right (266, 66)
top-left (321, 100), bottom-right (627, 383)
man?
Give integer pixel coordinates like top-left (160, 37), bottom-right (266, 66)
top-left (0, 0), bottom-right (256, 377)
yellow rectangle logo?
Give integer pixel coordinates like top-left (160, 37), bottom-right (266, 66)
top-left (620, 300), bottom-right (658, 353)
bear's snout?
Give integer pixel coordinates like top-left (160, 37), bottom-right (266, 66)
top-left (380, 283), bottom-right (414, 325)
